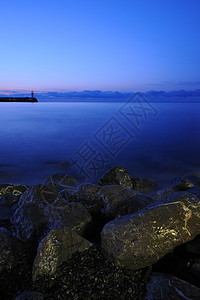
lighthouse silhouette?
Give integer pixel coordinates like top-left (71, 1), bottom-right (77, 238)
top-left (31, 90), bottom-right (34, 98)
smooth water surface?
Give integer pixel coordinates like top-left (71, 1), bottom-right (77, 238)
top-left (0, 100), bottom-right (199, 186)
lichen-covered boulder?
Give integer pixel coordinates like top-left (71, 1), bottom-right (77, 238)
top-left (74, 184), bottom-right (102, 215)
top-left (131, 178), bottom-right (158, 193)
top-left (94, 185), bottom-right (154, 218)
top-left (32, 227), bottom-right (92, 280)
top-left (10, 184), bottom-right (62, 241)
top-left (145, 272), bottom-right (200, 300)
top-left (101, 192), bottom-right (200, 270)
top-left (98, 167), bottom-right (133, 189)
top-left (11, 185), bottom-right (92, 242)
top-left (0, 227), bottom-right (23, 273)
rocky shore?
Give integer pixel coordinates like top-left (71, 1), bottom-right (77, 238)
top-left (0, 167), bottom-right (200, 299)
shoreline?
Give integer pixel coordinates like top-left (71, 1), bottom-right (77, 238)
top-left (0, 167), bottom-right (200, 299)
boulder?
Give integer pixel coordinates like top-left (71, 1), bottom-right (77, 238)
top-left (0, 227), bottom-right (23, 273)
top-left (44, 201), bottom-right (92, 237)
top-left (10, 184), bottom-right (62, 241)
top-left (0, 184), bottom-right (28, 208)
top-left (131, 178), bottom-right (158, 193)
top-left (94, 185), bottom-right (154, 218)
top-left (187, 186), bottom-right (200, 199)
top-left (145, 272), bottom-right (200, 300)
top-left (14, 291), bottom-right (45, 300)
top-left (152, 187), bottom-right (174, 200)
top-left (32, 227), bottom-right (92, 280)
top-left (11, 185), bottom-right (92, 242)
top-left (185, 172), bottom-right (200, 187)
top-left (172, 178), bottom-right (194, 191)
top-left (74, 184), bottom-right (102, 215)
top-left (101, 192), bottom-right (200, 270)
top-left (98, 167), bottom-right (133, 189)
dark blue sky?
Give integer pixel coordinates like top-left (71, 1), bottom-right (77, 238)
top-left (0, 0), bottom-right (200, 92)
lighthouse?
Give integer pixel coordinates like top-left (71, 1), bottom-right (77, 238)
top-left (31, 90), bottom-right (34, 98)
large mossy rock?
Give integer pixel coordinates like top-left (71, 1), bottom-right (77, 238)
top-left (101, 192), bottom-right (200, 270)
top-left (32, 227), bottom-right (92, 280)
top-left (98, 167), bottom-right (133, 189)
top-left (11, 185), bottom-right (92, 242)
top-left (94, 185), bottom-right (154, 218)
top-left (0, 227), bottom-right (23, 273)
top-left (145, 272), bottom-right (200, 300)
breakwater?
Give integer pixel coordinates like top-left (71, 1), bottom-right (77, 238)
top-left (0, 97), bottom-right (38, 102)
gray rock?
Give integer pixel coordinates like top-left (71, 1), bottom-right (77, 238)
top-left (145, 272), bottom-right (200, 300)
top-left (131, 178), bottom-right (158, 193)
top-left (98, 167), bottom-right (133, 189)
top-left (0, 227), bottom-right (23, 273)
top-left (15, 291), bottom-right (45, 300)
top-left (94, 185), bottom-right (154, 218)
top-left (101, 192), bottom-right (200, 269)
top-left (32, 227), bottom-right (92, 280)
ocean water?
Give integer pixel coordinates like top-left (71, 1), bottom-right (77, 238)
top-left (0, 98), bottom-right (199, 187)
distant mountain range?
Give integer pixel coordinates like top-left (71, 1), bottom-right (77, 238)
top-left (0, 89), bottom-right (200, 102)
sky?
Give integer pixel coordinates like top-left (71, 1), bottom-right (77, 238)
top-left (0, 0), bottom-right (200, 92)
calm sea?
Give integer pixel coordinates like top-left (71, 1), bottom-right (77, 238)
top-left (0, 98), bottom-right (200, 187)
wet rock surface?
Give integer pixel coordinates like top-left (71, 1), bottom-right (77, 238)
top-left (98, 166), bottom-right (133, 189)
top-left (33, 227), bottom-right (92, 280)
